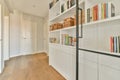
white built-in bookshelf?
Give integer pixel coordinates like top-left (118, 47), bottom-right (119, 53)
top-left (49, 0), bottom-right (120, 54)
top-left (49, 0), bottom-right (120, 80)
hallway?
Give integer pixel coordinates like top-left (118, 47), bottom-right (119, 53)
top-left (0, 53), bottom-right (65, 80)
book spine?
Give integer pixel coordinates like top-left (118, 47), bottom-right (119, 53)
top-left (67, 0), bottom-right (69, 9)
top-left (115, 37), bottom-right (118, 53)
top-left (117, 36), bottom-right (119, 53)
top-left (108, 2), bottom-right (111, 18)
top-left (90, 8), bottom-right (93, 22)
top-left (106, 3), bottom-right (108, 18)
top-left (114, 36), bottom-right (117, 53)
top-left (104, 3), bottom-right (106, 19)
top-left (93, 5), bottom-right (97, 21)
top-left (87, 8), bottom-right (90, 23)
top-left (108, 2), bottom-right (115, 18)
top-left (66, 34), bottom-right (69, 45)
top-left (93, 6), bottom-right (96, 21)
top-left (96, 5), bottom-right (98, 20)
top-left (110, 36), bottom-right (114, 52)
top-left (119, 36), bottom-right (120, 53)
top-left (98, 4), bottom-right (102, 20)
top-left (93, 6), bottom-right (95, 21)
top-left (102, 3), bottom-right (104, 19)
top-left (111, 3), bottom-right (115, 17)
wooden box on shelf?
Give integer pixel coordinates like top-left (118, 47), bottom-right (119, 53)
top-left (63, 17), bottom-right (75, 27)
top-left (74, 10), bottom-right (85, 25)
top-left (50, 23), bottom-right (63, 31)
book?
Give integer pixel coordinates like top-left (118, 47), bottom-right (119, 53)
top-left (93, 6), bottom-right (95, 21)
top-left (67, 0), bottom-right (69, 9)
top-left (117, 36), bottom-right (119, 53)
top-left (98, 4), bottom-right (102, 20)
top-left (110, 36), bottom-right (114, 52)
top-left (69, 36), bottom-right (73, 46)
top-left (64, 3), bottom-right (67, 11)
top-left (115, 37), bottom-right (118, 53)
top-left (118, 36), bottom-right (120, 53)
top-left (90, 8), bottom-right (93, 22)
top-left (102, 3), bottom-right (104, 19)
top-left (93, 5), bottom-right (98, 21)
top-left (106, 3), bottom-right (109, 18)
top-left (87, 8), bottom-right (90, 22)
top-left (65, 34), bottom-right (69, 45)
top-left (114, 36), bottom-right (117, 53)
top-left (61, 4), bottom-right (64, 13)
top-left (104, 3), bottom-right (106, 19)
top-left (108, 2), bottom-right (115, 18)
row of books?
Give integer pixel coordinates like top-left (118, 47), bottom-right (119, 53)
top-left (61, 34), bottom-right (76, 46)
top-left (110, 36), bottom-right (120, 53)
top-left (87, 2), bottom-right (115, 23)
top-left (61, 0), bottom-right (75, 13)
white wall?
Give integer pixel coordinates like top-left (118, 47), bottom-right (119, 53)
top-left (43, 15), bottom-right (49, 54)
top-left (37, 18), bottom-right (44, 52)
top-left (10, 10), bottom-right (20, 57)
top-left (3, 16), bottom-right (9, 60)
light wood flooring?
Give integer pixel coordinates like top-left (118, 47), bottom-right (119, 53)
top-left (0, 53), bottom-right (66, 80)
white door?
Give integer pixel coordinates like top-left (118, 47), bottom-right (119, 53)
top-left (3, 16), bottom-right (9, 60)
top-left (25, 20), bottom-right (32, 53)
top-left (20, 19), bottom-right (32, 55)
top-left (31, 22), bottom-right (37, 52)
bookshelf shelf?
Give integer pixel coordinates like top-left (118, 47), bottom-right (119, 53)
top-left (49, 29), bottom-right (60, 33)
top-left (49, 43), bottom-right (60, 45)
top-left (84, 15), bottom-right (120, 26)
top-left (49, 43), bottom-right (76, 49)
top-left (79, 48), bottom-right (120, 56)
top-left (49, 0), bottom-right (85, 22)
top-left (49, 43), bottom-right (120, 57)
top-left (50, 15), bottom-right (120, 33)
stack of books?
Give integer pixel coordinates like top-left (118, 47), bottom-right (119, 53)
top-left (110, 36), bottom-right (120, 53)
top-left (61, 34), bottom-right (76, 46)
top-left (87, 2), bottom-right (115, 23)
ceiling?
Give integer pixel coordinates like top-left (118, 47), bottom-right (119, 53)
top-left (5, 0), bottom-right (49, 17)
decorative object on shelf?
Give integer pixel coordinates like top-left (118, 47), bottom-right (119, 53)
top-left (63, 17), bottom-right (75, 27)
top-left (67, 0), bottom-right (70, 9)
top-left (50, 38), bottom-right (57, 43)
top-left (49, 2), bottom-right (53, 9)
top-left (74, 10), bottom-right (85, 25)
top-left (110, 36), bottom-right (120, 53)
top-left (61, 34), bottom-right (76, 46)
top-left (49, 0), bottom-right (59, 9)
top-left (50, 23), bottom-right (63, 31)
top-left (87, 2), bottom-right (115, 23)
top-left (70, 0), bottom-right (75, 7)
top-left (61, 4), bottom-right (64, 13)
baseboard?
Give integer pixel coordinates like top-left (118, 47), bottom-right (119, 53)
top-left (10, 51), bottom-right (48, 58)
top-left (10, 54), bottom-right (22, 58)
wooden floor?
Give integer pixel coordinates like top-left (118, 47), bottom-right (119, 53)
top-left (0, 53), bottom-right (66, 80)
